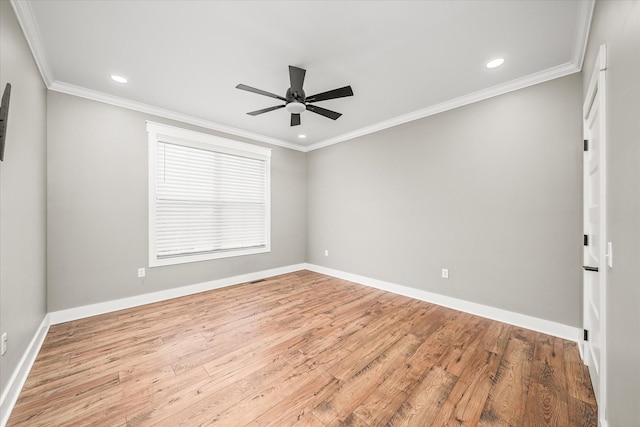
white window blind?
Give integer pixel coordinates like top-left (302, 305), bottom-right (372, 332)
top-left (148, 122), bottom-right (271, 266)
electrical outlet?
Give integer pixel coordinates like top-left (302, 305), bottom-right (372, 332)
top-left (441, 268), bottom-right (449, 279)
top-left (1, 332), bottom-right (7, 356)
top-left (324, 249), bottom-right (329, 257)
top-left (138, 268), bottom-right (146, 278)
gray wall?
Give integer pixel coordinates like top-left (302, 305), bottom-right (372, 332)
top-left (46, 92), bottom-right (306, 311)
top-left (582, 1), bottom-right (640, 425)
top-left (307, 74), bottom-right (583, 327)
top-left (0, 0), bottom-right (48, 398)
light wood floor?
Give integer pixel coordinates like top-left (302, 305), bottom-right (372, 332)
top-left (8, 270), bottom-right (597, 426)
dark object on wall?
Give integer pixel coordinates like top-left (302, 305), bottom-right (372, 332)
top-left (236, 66), bottom-right (353, 127)
top-left (0, 83), bottom-right (11, 162)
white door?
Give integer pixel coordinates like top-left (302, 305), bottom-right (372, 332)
top-left (583, 44), bottom-right (607, 425)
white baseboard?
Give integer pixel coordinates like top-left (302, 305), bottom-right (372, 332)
top-left (304, 263), bottom-right (581, 343)
top-left (49, 263), bottom-right (307, 325)
top-left (2, 262), bottom-right (582, 426)
top-left (0, 315), bottom-right (50, 427)
top-left (1, 263), bottom-right (306, 425)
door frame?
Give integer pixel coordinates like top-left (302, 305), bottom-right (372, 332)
top-left (582, 43), bottom-right (607, 427)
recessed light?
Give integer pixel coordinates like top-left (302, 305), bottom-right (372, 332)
top-left (298, 134), bottom-right (306, 139)
top-left (486, 58), bottom-right (505, 69)
top-left (110, 75), bottom-right (128, 84)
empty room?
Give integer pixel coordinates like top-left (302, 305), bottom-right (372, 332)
top-left (0, 0), bottom-right (638, 426)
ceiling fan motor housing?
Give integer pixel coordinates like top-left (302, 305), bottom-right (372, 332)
top-left (285, 87), bottom-right (307, 113)
top-left (286, 87), bottom-right (305, 103)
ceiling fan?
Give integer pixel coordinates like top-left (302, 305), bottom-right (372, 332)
top-left (236, 66), bottom-right (354, 127)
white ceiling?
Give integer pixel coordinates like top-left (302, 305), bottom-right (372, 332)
top-left (12, 0), bottom-right (593, 151)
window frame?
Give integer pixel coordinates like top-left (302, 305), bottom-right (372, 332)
top-left (147, 121), bottom-right (271, 267)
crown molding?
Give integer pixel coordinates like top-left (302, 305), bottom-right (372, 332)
top-left (9, 0), bottom-right (301, 152)
top-left (10, 0), bottom-right (54, 86)
top-left (571, 0), bottom-right (596, 71)
top-left (305, 61), bottom-right (580, 152)
top-left (49, 81), bottom-right (304, 152)
top-left (11, 1), bottom-right (303, 152)
top-left (48, 60), bottom-right (581, 154)
top-left (11, 0), bottom-right (594, 153)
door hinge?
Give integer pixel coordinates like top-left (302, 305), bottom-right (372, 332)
top-left (584, 329), bottom-right (589, 341)
top-left (584, 234), bottom-right (588, 246)
top-left (584, 139), bottom-right (589, 151)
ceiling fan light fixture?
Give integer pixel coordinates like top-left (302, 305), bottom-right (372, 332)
top-left (286, 101), bottom-right (306, 114)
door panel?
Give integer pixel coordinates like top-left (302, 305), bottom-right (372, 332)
top-left (583, 43), bottom-right (607, 425)
top-left (584, 86), bottom-right (602, 401)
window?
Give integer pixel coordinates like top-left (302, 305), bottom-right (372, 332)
top-left (147, 122), bottom-right (271, 266)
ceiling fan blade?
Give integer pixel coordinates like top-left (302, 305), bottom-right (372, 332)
top-left (306, 104), bottom-right (342, 120)
top-left (306, 86), bottom-right (353, 103)
top-left (291, 113), bottom-right (301, 126)
top-left (236, 84), bottom-right (286, 101)
top-left (289, 66), bottom-right (306, 95)
top-left (247, 104), bottom-right (285, 116)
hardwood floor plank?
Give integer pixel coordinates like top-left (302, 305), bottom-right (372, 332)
top-left (523, 334), bottom-right (570, 426)
top-left (247, 370), bottom-right (341, 427)
top-left (351, 352), bottom-right (419, 427)
top-left (130, 359), bottom-right (292, 426)
top-left (352, 310), bottom-right (479, 426)
top-left (408, 304), bottom-right (457, 340)
top-left (479, 329), bottom-right (535, 426)
top-left (9, 375), bottom-right (123, 426)
top-left (206, 369), bottom-right (335, 427)
top-left (437, 348), bottom-right (501, 426)
top-left (325, 325), bottom-right (407, 381)
top-left (290, 413), bottom-right (326, 427)
top-left (564, 341), bottom-right (597, 406)
top-left (313, 333), bottom-right (423, 425)
top-left (282, 310), bottom-right (371, 368)
top-left (6, 271), bottom-right (597, 426)
top-left (567, 395), bottom-right (598, 427)
top-left (385, 365), bottom-right (458, 426)
top-left (524, 382), bottom-right (569, 427)
top-left (437, 316), bottom-right (493, 377)
top-left (480, 321), bottom-right (513, 356)
top-left (120, 366), bottom-right (215, 425)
